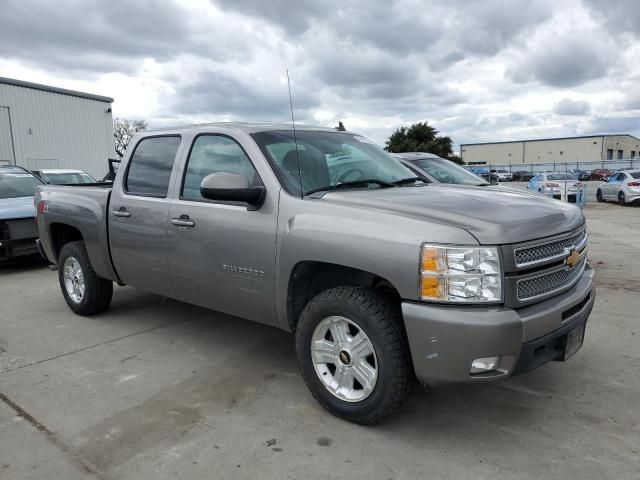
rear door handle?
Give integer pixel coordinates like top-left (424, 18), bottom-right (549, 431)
top-left (113, 207), bottom-right (131, 218)
top-left (170, 215), bottom-right (195, 227)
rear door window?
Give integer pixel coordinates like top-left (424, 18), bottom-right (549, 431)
top-left (125, 136), bottom-right (181, 197)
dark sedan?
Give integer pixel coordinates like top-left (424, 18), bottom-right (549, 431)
top-left (511, 170), bottom-right (536, 181)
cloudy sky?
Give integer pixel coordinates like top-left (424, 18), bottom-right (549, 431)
top-left (1, 0), bottom-right (639, 149)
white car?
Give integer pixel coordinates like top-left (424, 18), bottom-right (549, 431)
top-left (596, 169), bottom-right (640, 205)
top-left (491, 168), bottom-right (513, 181)
top-left (528, 172), bottom-right (581, 201)
top-left (31, 168), bottom-right (96, 185)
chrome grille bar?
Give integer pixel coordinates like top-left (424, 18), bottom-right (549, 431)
top-left (514, 227), bottom-right (587, 268)
top-left (517, 254), bottom-right (587, 301)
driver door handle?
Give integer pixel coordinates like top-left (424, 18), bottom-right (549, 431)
top-left (112, 207), bottom-right (131, 218)
top-left (170, 214), bottom-right (195, 228)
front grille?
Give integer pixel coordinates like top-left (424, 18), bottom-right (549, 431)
top-left (514, 228), bottom-right (586, 267)
top-left (10, 239), bottom-right (39, 256)
top-left (517, 255), bottom-right (587, 301)
top-left (7, 218), bottom-right (37, 240)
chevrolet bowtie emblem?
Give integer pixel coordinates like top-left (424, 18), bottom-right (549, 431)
top-left (565, 249), bottom-right (580, 269)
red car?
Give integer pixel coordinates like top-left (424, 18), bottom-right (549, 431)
top-left (590, 168), bottom-right (614, 181)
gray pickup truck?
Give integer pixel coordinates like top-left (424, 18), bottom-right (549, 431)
top-left (35, 123), bottom-right (594, 424)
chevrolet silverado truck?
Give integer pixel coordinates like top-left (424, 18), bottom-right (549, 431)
top-left (35, 124), bottom-right (595, 424)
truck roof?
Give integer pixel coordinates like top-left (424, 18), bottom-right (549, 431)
top-left (143, 122), bottom-right (346, 135)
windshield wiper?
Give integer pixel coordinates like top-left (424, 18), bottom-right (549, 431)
top-left (305, 179), bottom-right (396, 196)
top-left (392, 177), bottom-right (427, 186)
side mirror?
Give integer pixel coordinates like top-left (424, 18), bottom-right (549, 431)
top-left (200, 172), bottom-right (265, 210)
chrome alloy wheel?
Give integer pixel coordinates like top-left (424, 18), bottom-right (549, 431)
top-left (63, 256), bottom-right (85, 303)
top-left (311, 316), bottom-right (378, 402)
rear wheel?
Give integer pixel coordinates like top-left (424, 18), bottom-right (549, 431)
top-left (596, 189), bottom-right (603, 202)
top-left (618, 191), bottom-right (626, 206)
top-left (295, 286), bottom-right (414, 424)
top-left (58, 241), bottom-right (113, 315)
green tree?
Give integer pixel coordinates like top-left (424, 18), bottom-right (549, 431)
top-left (385, 121), bottom-right (463, 164)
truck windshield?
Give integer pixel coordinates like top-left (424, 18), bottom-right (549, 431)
top-left (252, 130), bottom-right (415, 196)
top-left (0, 170), bottom-right (43, 199)
top-left (413, 158), bottom-right (489, 186)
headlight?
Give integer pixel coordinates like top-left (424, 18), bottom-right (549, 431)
top-left (420, 245), bottom-right (502, 303)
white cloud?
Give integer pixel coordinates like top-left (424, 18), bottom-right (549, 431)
top-left (0, 0), bottom-right (638, 147)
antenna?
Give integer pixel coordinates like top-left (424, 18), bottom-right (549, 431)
top-left (286, 69), bottom-right (303, 198)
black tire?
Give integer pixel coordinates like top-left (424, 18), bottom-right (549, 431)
top-left (58, 241), bottom-right (113, 315)
top-left (596, 189), bottom-right (603, 202)
top-left (618, 192), bottom-right (626, 206)
top-left (295, 286), bottom-right (414, 424)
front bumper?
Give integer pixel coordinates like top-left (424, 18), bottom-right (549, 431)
top-left (402, 265), bottom-right (595, 384)
top-left (0, 218), bottom-right (39, 262)
top-left (0, 237), bottom-right (40, 261)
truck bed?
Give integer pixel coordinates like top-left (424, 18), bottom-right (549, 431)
top-left (35, 184), bottom-right (119, 282)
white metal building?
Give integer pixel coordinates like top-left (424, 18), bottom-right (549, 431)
top-left (461, 134), bottom-right (640, 165)
top-left (0, 77), bottom-right (114, 177)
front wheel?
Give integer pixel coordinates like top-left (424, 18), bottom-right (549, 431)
top-left (58, 241), bottom-right (113, 315)
top-left (596, 189), bottom-right (603, 202)
top-left (295, 287), bottom-right (414, 424)
top-left (619, 191), bottom-right (626, 206)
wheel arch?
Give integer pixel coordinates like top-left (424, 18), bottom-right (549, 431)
top-left (49, 223), bottom-right (84, 261)
top-left (285, 261), bottom-right (401, 332)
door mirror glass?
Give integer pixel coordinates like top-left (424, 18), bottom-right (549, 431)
top-left (200, 172), bottom-right (265, 209)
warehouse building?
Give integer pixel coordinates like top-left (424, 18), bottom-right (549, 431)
top-left (461, 134), bottom-right (640, 165)
top-left (0, 77), bottom-right (114, 177)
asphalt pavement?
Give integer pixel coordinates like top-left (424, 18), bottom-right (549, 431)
top-left (1, 201), bottom-right (638, 480)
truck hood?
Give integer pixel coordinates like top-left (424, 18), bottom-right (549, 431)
top-left (0, 196), bottom-right (36, 220)
top-left (323, 184), bottom-right (584, 244)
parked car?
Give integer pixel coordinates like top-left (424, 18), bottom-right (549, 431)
top-left (528, 172), bottom-right (578, 199)
top-left (576, 170), bottom-right (592, 181)
top-left (590, 168), bottom-right (614, 181)
top-left (596, 169), bottom-right (640, 205)
top-left (32, 169), bottom-right (96, 185)
top-left (36, 123), bottom-right (594, 424)
top-left (565, 169), bottom-right (590, 181)
top-left (0, 165), bottom-right (44, 262)
top-left (393, 152), bottom-right (488, 186)
top-left (469, 166), bottom-right (499, 183)
top-left (490, 168), bottom-right (513, 182)
top-left (528, 172), bottom-right (581, 202)
top-left (512, 170), bottom-right (536, 182)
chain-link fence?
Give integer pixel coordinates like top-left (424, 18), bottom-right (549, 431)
top-left (464, 158), bottom-right (638, 180)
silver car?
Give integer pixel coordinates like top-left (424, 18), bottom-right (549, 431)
top-left (596, 169), bottom-right (640, 205)
top-left (393, 152), bottom-right (489, 186)
top-left (491, 168), bottom-right (513, 182)
top-left (528, 172), bottom-right (581, 202)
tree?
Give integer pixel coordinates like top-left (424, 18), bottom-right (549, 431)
top-left (113, 117), bottom-right (147, 158)
top-left (384, 121), bottom-right (463, 164)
